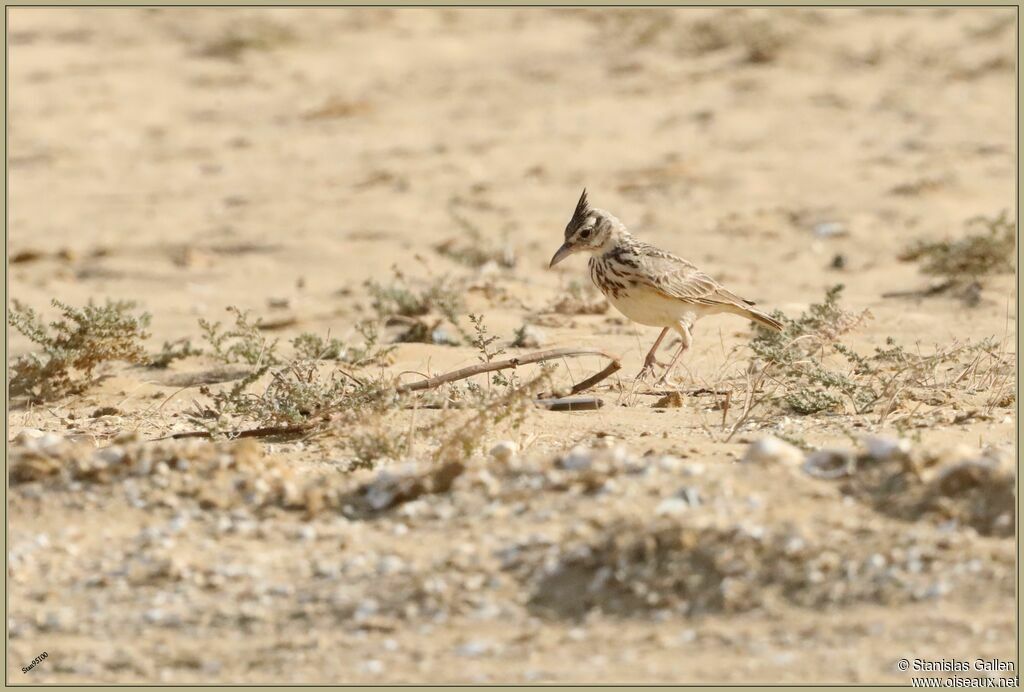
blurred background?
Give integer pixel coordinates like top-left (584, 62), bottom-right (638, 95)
top-left (9, 8), bottom-right (1015, 343)
top-left (7, 7), bottom-right (1016, 684)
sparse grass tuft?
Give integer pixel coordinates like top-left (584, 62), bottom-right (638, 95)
top-left (291, 332), bottom-right (346, 361)
top-left (9, 299), bottom-right (152, 402)
top-left (366, 267), bottom-right (464, 320)
top-left (197, 19), bottom-right (295, 61)
top-left (148, 338), bottom-right (203, 369)
top-left (291, 323), bottom-right (395, 366)
top-left (901, 211), bottom-right (1015, 279)
top-left (199, 307), bottom-right (280, 366)
top-left (366, 266), bottom-right (466, 344)
top-left (434, 201), bottom-right (517, 269)
top-left (185, 357), bottom-right (394, 438)
top-left (748, 285), bottom-right (871, 415)
top-left (547, 280), bottom-right (609, 315)
top-left (590, 9), bottom-right (792, 65)
top-left (431, 369), bottom-right (551, 465)
top-left (722, 285), bottom-right (1014, 437)
top-left (187, 310), bottom-right (398, 439)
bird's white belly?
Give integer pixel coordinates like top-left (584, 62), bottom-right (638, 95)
top-left (605, 285), bottom-right (705, 327)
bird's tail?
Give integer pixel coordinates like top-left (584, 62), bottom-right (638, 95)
top-left (743, 307), bottom-right (784, 332)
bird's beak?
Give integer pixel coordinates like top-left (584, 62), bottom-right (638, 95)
top-left (549, 242), bottom-right (573, 268)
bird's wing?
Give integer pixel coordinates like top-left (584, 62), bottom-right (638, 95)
top-left (634, 244), bottom-right (754, 309)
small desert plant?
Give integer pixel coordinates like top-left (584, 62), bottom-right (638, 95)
top-left (148, 338), bottom-right (203, 369)
top-left (291, 323), bottom-right (396, 366)
top-left (186, 313), bottom-right (399, 440)
top-left (185, 357), bottom-right (395, 438)
top-left (199, 306), bottom-right (280, 366)
top-left (724, 285), bottom-right (1014, 437)
top-left (347, 365), bottom-right (551, 470)
top-left (428, 368), bottom-right (552, 465)
top-left (510, 324), bottom-right (532, 348)
top-left (436, 312), bottom-right (525, 396)
top-left (467, 313), bottom-right (505, 364)
top-left (184, 336), bottom-right (550, 471)
top-left (291, 332), bottom-right (346, 360)
top-left (197, 18), bottom-right (295, 61)
top-left (468, 313), bottom-right (522, 390)
top-left (547, 280), bottom-right (609, 315)
top-left (9, 299), bottom-right (152, 401)
top-left (366, 267), bottom-right (466, 344)
top-left (433, 200), bottom-right (516, 269)
top-left (748, 284), bottom-right (871, 415)
top-left (365, 267), bottom-right (464, 319)
top-left (509, 323), bottom-right (546, 350)
top-left (833, 336), bottom-right (1013, 421)
top-left (901, 211), bottom-right (1015, 279)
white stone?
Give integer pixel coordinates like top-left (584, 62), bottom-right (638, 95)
top-left (360, 659), bottom-right (384, 675)
top-left (95, 444), bottom-right (126, 464)
top-left (655, 497), bottom-right (690, 517)
top-left (804, 449), bottom-right (857, 479)
top-left (13, 428), bottom-right (45, 444)
top-left (656, 455), bottom-right (684, 473)
top-left (863, 435), bottom-right (910, 461)
top-left (559, 445), bottom-right (593, 471)
top-left (489, 440), bottom-right (517, 463)
top-left (28, 432), bottom-right (67, 455)
top-left (456, 640), bottom-right (493, 658)
top-left (742, 436), bottom-right (803, 466)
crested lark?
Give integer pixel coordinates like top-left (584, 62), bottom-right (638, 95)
top-left (549, 189), bottom-right (783, 384)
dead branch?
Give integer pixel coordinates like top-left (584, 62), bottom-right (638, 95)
top-left (881, 279), bottom-right (954, 299)
top-left (394, 347), bottom-right (621, 394)
top-left (567, 359), bottom-right (622, 395)
top-left (157, 422), bottom-right (318, 441)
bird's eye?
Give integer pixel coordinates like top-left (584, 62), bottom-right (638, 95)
top-left (579, 228), bottom-right (592, 240)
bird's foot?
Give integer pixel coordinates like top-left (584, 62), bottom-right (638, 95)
top-left (634, 364), bottom-right (656, 382)
top-left (643, 353), bottom-right (669, 370)
top-left (654, 369), bottom-right (682, 387)
top-left (636, 353), bottom-right (671, 382)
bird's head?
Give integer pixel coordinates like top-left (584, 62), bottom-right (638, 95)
top-left (549, 189), bottom-right (622, 268)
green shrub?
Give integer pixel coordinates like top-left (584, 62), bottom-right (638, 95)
top-left (9, 299), bottom-right (151, 401)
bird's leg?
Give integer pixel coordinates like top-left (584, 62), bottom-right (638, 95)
top-left (643, 328), bottom-right (671, 369)
top-left (655, 322), bottom-right (692, 386)
top-left (636, 327), bottom-right (670, 380)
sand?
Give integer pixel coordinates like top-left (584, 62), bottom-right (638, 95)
top-left (7, 7), bottom-right (1017, 684)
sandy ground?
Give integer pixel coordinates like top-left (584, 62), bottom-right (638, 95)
top-left (6, 7), bottom-right (1017, 684)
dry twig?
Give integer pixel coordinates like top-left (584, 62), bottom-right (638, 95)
top-left (395, 347), bottom-right (621, 394)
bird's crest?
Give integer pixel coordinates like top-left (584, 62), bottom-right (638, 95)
top-left (567, 188), bottom-right (591, 237)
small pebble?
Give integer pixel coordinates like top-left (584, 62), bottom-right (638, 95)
top-left (812, 220), bottom-right (847, 238)
top-left (514, 325), bottom-right (546, 348)
top-left (863, 435), bottom-right (910, 461)
top-left (742, 436), bottom-right (803, 467)
top-left (559, 446), bottom-right (593, 471)
top-left (489, 440), bottom-right (517, 464)
top-left (655, 497), bottom-right (690, 517)
top-left (360, 659), bottom-right (384, 675)
top-left (456, 640), bottom-right (493, 658)
top-left (95, 448), bottom-right (126, 464)
top-left (804, 449), bottom-right (857, 479)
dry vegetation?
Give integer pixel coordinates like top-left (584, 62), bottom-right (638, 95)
top-left (8, 299), bottom-right (152, 402)
top-left (7, 6), bottom-right (1016, 685)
